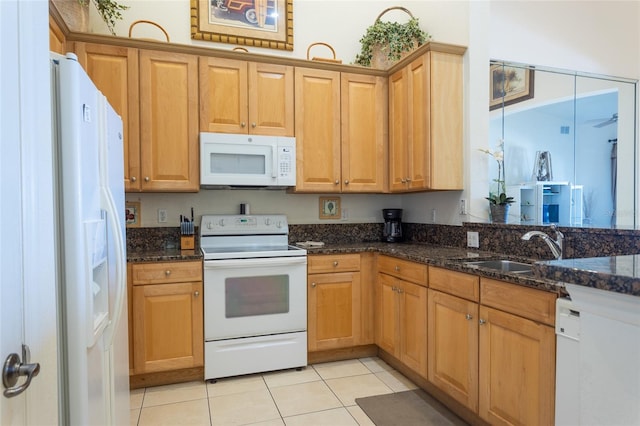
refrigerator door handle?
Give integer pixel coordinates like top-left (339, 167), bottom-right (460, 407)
top-left (101, 185), bottom-right (126, 349)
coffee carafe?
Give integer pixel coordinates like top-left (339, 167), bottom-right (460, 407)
top-left (382, 209), bottom-right (403, 242)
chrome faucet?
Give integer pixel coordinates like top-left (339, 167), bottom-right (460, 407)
top-left (521, 224), bottom-right (564, 260)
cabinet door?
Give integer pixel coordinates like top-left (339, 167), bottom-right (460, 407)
top-left (294, 67), bottom-right (341, 192)
top-left (139, 50), bottom-right (199, 191)
top-left (341, 73), bottom-right (387, 192)
top-left (428, 289), bottom-right (478, 411)
top-left (75, 42), bottom-right (140, 191)
top-left (478, 306), bottom-right (556, 426)
top-left (307, 271), bottom-right (361, 351)
top-left (388, 67), bottom-right (409, 192)
top-left (398, 281), bottom-right (427, 378)
top-left (133, 281), bottom-right (203, 374)
top-left (429, 51), bottom-right (463, 190)
top-left (407, 55), bottom-right (430, 190)
top-left (375, 273), bottom-right (399, 356)
top-left (199, 57), bottom-right (248, 134)
top-left (249, 62), bottom-right (294, 136)
top-left (49, 15), bottom-right (65, 54)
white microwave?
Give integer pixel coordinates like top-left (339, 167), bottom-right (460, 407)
top-left (200, 133), bottom-right (296, 188)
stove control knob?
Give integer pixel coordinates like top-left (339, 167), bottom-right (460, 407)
top-left (206, 222), bottom-right (213, 229)
top-left (276, 221), bottom-right (283, 228)
top-left (218, 219), bottom-right (225, 226)
top-left (264, 218), bottom-right (272, 226)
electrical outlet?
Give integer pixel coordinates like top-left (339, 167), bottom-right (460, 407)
top-left (158, 209), bottom-right (168, 223)
top-left (431, 209), bottom-right (436, 223)
top-left (341, 208), bottom-right (349, 221)
top-left (459, 199), bottom-right (467, 215)
top-left (467, 231), bottom-right (479, 248)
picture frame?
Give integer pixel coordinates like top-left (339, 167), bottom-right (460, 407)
top-left (191, 0), bottom-right (294, 51)
top-left (125, 201), bottom-right (141, 228)
top-left (489, 64), bottom-right (535, 110)
top-left (319, 196), bottom-right (340, 220)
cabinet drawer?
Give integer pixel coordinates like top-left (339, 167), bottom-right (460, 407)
top-left (377, 255), bottom-right (427, 285)
top-left (428, 266), bottom-right (479, 302)
top-left (308, 254), bottom-right (360, 273)
top-left (480, 278), bottom-right (557, 326)
top-left (131, 261), bottom-right (202, 285)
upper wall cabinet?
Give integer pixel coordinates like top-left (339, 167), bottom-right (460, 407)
top-left (49, 15), bottom-right (66, 54)
top-left (139, 50), bottom-right (199, 191)
top-left (294, 68), bottom-right (387, 193)
top-left (199, 58), bottom-right (294, 136)
top-left (75, 42), bottom-right (141, 191)
top-left (389, 49), bottom-right (464, 192)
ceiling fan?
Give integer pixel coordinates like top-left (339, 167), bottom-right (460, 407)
top-left (592, 113), bottom-right (618, 128)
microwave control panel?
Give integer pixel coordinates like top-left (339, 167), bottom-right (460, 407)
top-left (278, 147), bottom-right (294, 178)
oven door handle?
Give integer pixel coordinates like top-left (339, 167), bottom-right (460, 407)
top-left (204, 256), bottom-right (307, 269)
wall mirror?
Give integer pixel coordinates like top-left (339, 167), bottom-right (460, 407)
top-left (489, 61), bottom-right (638, 229)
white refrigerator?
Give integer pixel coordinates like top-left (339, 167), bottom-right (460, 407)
top-left (51, 53), bottom-right (129, 425)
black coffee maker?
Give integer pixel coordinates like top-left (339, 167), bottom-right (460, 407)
top-left (382, 209), bottom-right (403, 242)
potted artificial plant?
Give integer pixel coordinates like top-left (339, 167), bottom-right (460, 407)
top-left (354, 6), bottom-right (430, 69)
top-left (80, 0), bottom-right (129, 35)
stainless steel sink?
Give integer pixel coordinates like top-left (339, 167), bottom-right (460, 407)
top-left (464, 259), bottom-right (533, 274)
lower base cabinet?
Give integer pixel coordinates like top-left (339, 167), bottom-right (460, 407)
top-left (130, 261), bottom-right (203, 374)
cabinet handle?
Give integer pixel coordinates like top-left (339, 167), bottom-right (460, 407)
top-left (144, 176), bottom-right (150, 182)
top-left (194, 291), bottom-right (200, 297)
top-left (241, 122), bottom-right (246, 128)
top-left (251, 122), bottom-right (256, 128)
top-left (344, 180), bottom-right (349, 185)
top-left (333, 261), bottom-right (339, 267)
top-left (130, 176), bottom-right (137, 182)
top-left (465, 314), bottom-right (473, 320)
top-left (479, 319), bottom-right (486, 325)
top-left (335, 180), bottom-right (340, 185)
top-left (311, 282), bottom-right (317, 288)
top-left (165, 270), bottom-right (171, 276)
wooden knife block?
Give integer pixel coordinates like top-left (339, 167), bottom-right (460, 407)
top-left (180, 235), bottom-right (195, 250)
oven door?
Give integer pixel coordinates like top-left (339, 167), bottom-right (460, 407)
top-left (203, 256), bottom-right (307, 340)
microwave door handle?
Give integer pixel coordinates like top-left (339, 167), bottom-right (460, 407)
top-left (272, 146), bottom-right (278, 179)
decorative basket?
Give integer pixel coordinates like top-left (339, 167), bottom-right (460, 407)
top-left (306, 42), bottom-right (342, 64)
top-left (355, 6), bottom-right (429, 69)
top-left (232, 47), bottom-right (249, 53)
top-left (128, 20), bottom-right (170, 42)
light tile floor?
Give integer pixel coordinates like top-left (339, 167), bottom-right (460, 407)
top-left (129, 357), bottom-right (421, 426)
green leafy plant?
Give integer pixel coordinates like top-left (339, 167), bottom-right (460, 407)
top-left (79, 0), bottom-right (129, 35)
top-left (479, 139), bottom-right (515, 206)
top-left (354, 15), bottom-right (429, 67)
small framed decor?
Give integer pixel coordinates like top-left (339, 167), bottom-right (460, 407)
top-left (489, 64), bottom-right (535, 110)
top-left (125, 201), bottom-right (141, 228)
top-left (319, 196), bottom-right (341, 220)
top-left (191, 0), bottom-right (294, 51)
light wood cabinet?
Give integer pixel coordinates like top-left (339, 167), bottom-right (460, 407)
top-left (307, 254), bottom-right (361, 351)
top-left (376, 256), bottom-right (428, 378)
top-left (199, 57), bottom-right (294, 136)
top-left (427, 267), bottom-right (480, 412)
top-left (49, 15), bottom-right (66, 54)
top-left (389, 50), bottom-right (463, 192)
top-left (294, 68), bottom-right (387, 193)
top-left (75, 42), bottom-right (141, 191)
top-left (139, 50), bottom-right (199, 191)
top-left (478, 278), bottom-right (556, 425)
top-left (130, 261), bottom-right (203, 374)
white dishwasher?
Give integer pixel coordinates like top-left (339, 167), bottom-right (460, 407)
top-left (555, 297), bottom-right (580, 426)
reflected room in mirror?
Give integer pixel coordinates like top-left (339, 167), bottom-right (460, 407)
top-left (489, 60), bottom-right (638, 229)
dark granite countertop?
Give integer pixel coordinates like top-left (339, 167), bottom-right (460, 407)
top-left (127, 249), bottom-right (202, 263)
top-left (537, 256), bottom-right (640, 297)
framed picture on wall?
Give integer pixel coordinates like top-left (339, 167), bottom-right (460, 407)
top-left (191, 0), bottom-right (294, 51)
top-left (319, 197), bottom-right (340, 220)
top-left (489, 64), bottom-right (535, 110)
top-left (125, 201), bottom-right (141, 228)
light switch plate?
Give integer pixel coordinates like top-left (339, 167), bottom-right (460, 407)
top-left (467, 231), bottom-right (479, 248)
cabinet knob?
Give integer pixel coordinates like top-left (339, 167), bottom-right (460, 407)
top-left (311, 282), bottom-right (317, 288)
top-left (479, 319), bottom-right (486, 325)
top-left (144, 176), bottom-right (150, 182)
top-left (194, 291), bottom-right (200, 297)
top-left (241, 122), bottom-right (246, 128)
top-left (335, 180), bottom-right (340, 185)
top-left (406, 178), bottom-right (412, 182)
top-left (130, 176), bottom-right (137, 182)
top-left (401, 178), bottom-right (407, 183)
top-left (333, 261), bottom-right (339, 267)
top-left (391, 286), bottom-right (397, 292)
top-left (344, 180), bottom-right (349, 185)
top-left (465, 314), bottom-right (473, 320)
top-left (397, 288), bottom-right (403, 294)
top-left (395, 265), bottom-right (400, 272)
top-left (165, 270), bottom-right (171, 276)
top-left (251, 122), bottom-right (256, 128)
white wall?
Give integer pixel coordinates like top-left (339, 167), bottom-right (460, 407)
top-left (93, 0), bottom-right (639, 227)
